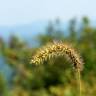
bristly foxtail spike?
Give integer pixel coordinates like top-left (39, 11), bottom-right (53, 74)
top-left (30, 42), bottom-right (84, 71)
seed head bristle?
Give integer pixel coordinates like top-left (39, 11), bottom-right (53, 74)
top-left (30, 42), bottom-right (84, 71)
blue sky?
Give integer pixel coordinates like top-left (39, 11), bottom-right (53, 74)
top-left (0, 0), bottom-right (96, 26)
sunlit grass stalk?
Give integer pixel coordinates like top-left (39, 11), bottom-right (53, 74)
top-left (30, 42), bottom-right (84, 96)
top-left (77, 68), bottom-right (82, 96)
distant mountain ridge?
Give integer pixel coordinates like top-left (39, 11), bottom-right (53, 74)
top-left (0, 21), bottom-right (48, 41)
top-left (0, 20), bottom-right (96, 41)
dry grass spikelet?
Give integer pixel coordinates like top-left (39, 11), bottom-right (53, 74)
top-left (30, 42), bottom-right (84, 71)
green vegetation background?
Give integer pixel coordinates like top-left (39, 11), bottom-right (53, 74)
top-left (0, 17), bottom-right (96, 96)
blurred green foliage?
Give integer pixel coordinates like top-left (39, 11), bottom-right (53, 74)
top-left (0, 17), bottom-right (96, 96)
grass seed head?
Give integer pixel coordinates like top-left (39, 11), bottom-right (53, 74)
top-left (30, 42), bottom-right (84, 71)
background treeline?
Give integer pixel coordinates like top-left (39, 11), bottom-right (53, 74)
top-left (0, 17), bottom-right (96, 96)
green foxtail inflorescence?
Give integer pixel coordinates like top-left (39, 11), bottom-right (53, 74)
top-left (30, 42), bottom-right (84, 71)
